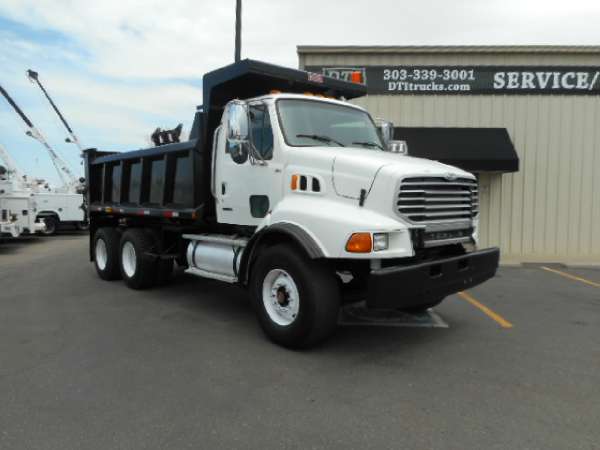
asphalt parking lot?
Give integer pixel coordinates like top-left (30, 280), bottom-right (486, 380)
top-left (1, 234), bottom-right (599, 450)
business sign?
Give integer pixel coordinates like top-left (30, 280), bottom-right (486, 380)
top-left (304, 65), bottom-right (600, 95)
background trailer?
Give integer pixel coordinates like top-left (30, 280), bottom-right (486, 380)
top-left (299, 45), bottom-right (600, 264)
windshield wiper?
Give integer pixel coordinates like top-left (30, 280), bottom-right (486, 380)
top-left (352, 141), bottom-right (384, 150)
top-left (296, 134), bottom-right (345, 147)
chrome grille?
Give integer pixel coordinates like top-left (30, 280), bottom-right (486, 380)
top-left (396, 177), bottom-right (478, 223)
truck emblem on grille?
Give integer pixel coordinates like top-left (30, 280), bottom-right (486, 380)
top-left (444, 172), bottom-right (458, 181)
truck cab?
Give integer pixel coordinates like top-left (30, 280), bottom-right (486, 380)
top-left (214, 93), bottom-right (479, 256)
top-left (85, 59), bottom-right (499, 348)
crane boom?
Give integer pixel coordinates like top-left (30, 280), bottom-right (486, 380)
top-left (27, 70), bottom-right (85, 153)
top-left (0, 83), bottom-right (78, 190)
top-left (0, 143), bottom-right (26, 188)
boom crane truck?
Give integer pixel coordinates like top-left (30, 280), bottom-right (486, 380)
top-left (85, 60), bottom-right (499, 348)
top-left (0, 146), bottom-right (47, 237)
top-left (0, 84), bottom-right (86, 234)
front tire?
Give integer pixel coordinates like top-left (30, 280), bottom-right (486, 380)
top-left (93, 227), bottom-right (122, 280)
top-left (119, 229), bottom-right (158, 290)
top-left (250, 244), bottom-right (340, 348)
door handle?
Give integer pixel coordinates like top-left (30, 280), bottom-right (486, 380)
top-left (221, 182), bottom-right (227, 195)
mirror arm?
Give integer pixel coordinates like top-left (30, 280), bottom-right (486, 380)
top-left (248, 142), bottom-right (267, 166)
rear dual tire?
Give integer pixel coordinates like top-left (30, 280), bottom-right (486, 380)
top-left (76, 221), bottom-right (89, 231)
top-left (93, 228), bottom-right (122, 280)
top-left (40, 216), bottom-right (58, 236)
top-left (92, 227), bottom-right (173, 288)
top-left (119, 229), bottom-right (159, 290)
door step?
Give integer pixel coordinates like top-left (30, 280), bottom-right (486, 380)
top-left (185, 266), bottom-right (237, 284)
top-left (183, 233), bottom-right (248, 247)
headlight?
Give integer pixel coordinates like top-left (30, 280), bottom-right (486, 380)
top-left (373, 233), bottom-right (389, 251)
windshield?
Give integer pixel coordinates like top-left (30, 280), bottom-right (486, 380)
top-left (276, 99), bottom-right (384, 149)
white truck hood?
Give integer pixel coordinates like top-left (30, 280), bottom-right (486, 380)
top-left (330, 147), bottom-right (473, 199)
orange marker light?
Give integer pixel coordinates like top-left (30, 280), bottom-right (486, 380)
top-left (270, 89), bottom-right (282, 94)
top-left (345, 233), bottom-right (372, 253)
top-left (351, 71), bottom-right (363, 84)
top-left (291, 174), bottom-right (299, 191)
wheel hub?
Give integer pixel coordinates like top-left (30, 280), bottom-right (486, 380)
top-left (262, 269), bottom-right (300, 326)
top-left (276, 286), bottom-right (290, 306)
top-left (121, 241), bottom-right (137, 278)
top-left (95, 238), bottom-right (108, 270)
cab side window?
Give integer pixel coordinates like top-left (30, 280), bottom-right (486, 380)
top-left (249, 103), bottom-right (274, 160)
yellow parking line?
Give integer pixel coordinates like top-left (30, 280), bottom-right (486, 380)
top-left (541, 266), bottom-right (600, 289)
top-left (458, 291), bottom-right (513, 328)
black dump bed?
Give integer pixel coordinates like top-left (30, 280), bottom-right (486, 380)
top-left (85, 59), bottom-right (366, 223)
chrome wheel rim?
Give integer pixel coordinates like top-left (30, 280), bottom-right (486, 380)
top-left (121, 241), bottom-right (137, 278)
top-left (262, 269), bottom-right (300, 326)
top-left (95, 238), bottom-right (108, 271)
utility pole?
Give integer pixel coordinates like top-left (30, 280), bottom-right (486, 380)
top-left (235, 0), bottom-right (242, 62)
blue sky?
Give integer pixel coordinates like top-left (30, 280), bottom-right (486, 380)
top-left (0, 4), bottom-right (206, 185)
top-left (1, 0), bottom-right (599, 186)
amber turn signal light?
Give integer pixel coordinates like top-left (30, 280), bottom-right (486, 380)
top-left (346, 233), bottom-right (372, 253)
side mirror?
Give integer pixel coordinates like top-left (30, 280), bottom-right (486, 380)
top-left (226, 101), bottom-right (250, 164)
top-left (389, 140), bottom-right (408, 155)
top-left (376, 119), bottom-right (394, 147)
top-left (227, 101), bottom-right (250, 143)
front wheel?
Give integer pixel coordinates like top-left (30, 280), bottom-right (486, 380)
top-left (250, 244), bottom-right (341, 348)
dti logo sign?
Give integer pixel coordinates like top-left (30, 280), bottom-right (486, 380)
top-left (321, 67), bottom-right (367, 85)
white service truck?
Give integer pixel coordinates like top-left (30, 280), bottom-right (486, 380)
top-left (32, 191), bottom-right (86, 235)
top-left (0, 163), bottom-right (45, 237)
top-left (0, 86), bottom-right (87, 235)
top-left (0, 144), bottom-right (85, 235)
top-left (85, 60), bottom-right (499, 348)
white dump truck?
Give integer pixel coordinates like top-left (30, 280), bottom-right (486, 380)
top-left (85, 59), bottom-right (499, 348)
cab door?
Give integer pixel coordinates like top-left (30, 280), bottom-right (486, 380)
top-left (214, 100), bottom-right (282, 226)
